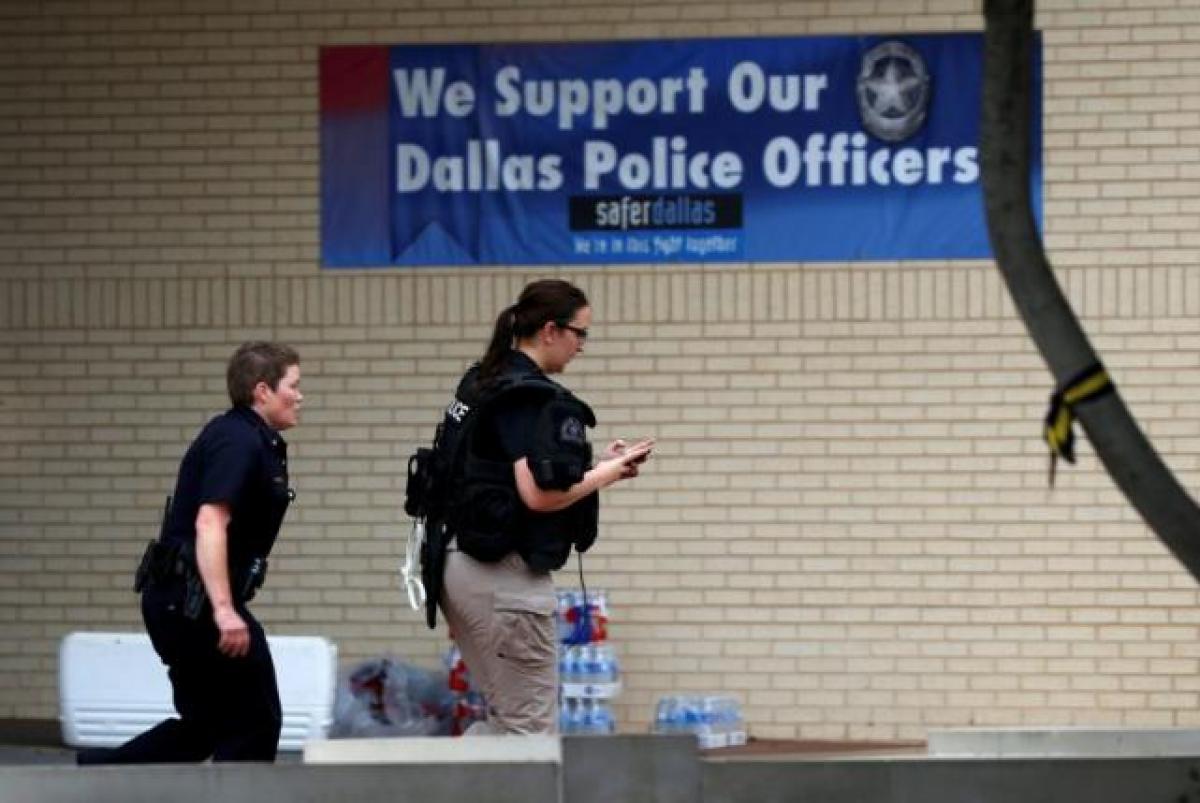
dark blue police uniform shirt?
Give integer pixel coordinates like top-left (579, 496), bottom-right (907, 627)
top-left (163, 405), bottom-right (291, 569)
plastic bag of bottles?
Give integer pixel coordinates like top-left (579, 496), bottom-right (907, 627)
top-left (556, 588), bottom-right (608, 645)
top-left (330, 657), bottom-right (456, 737)
top-left (444, 644), bottom-right (487, 735)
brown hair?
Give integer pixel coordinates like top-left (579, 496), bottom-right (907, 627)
top-left (226, 341), bottom-right (300, 407)
top-left (478, 279), bottom-right (589, 383)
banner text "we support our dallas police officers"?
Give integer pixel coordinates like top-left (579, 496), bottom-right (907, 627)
top-left (394, 62), bottom-right (978, 195)
top-left (318, 35), bottom-right (1041, 266)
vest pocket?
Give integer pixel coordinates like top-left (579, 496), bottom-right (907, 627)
top-left (453, 481), bottom-right (518, 562)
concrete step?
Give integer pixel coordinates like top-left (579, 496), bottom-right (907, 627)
top-left (6, 735), bottom-right (697, 803)
top-left (927, 726), bottom-right (1200, 757)
top-left (303, 734), bottom-right (561, 764)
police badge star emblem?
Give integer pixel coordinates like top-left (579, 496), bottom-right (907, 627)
top-left (559, 416), bottom-right (585, 444)
top-left (856, 41), bottom-right (931, 143)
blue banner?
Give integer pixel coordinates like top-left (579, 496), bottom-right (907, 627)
top-left (320, 34), bottom-right (1042, 267)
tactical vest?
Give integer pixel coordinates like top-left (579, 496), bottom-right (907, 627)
top-left (405, 358), bottom-right (600, 629)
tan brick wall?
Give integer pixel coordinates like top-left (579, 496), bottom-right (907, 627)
top-left (3, 0), bottom-right (1200, 741)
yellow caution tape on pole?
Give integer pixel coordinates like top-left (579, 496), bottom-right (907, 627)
top-left (1044, 363), bottom-right (1113, 487)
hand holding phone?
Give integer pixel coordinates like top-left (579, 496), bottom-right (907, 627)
top-left (622, 437), bottom-right (655, 465)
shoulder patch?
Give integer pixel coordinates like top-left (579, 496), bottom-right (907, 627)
top-left (559, 416), bottom-right (586, 445)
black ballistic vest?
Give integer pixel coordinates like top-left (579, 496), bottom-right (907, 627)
top-left (406, 357), bottom-right (600, 628)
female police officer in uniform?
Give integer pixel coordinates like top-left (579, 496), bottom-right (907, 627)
top-left (440, 279), bottom-right (653, 734)
top-left (77, 341), bottom-right (302, 764)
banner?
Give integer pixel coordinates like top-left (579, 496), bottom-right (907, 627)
top-left (320, 34), bottom-right (1042, 267)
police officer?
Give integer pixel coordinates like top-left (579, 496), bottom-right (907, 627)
top-left (77, 341), bottom-right (302, 764)
top-left (439, 279), bottom-right (653, 734)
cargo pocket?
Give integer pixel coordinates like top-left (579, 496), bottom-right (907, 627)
top-left (493, 590), bottom-right (556, 664)
top-left (489, 589), bottom-right (558, 732)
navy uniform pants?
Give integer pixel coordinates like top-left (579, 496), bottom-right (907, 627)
top-left (76, 581), bottom-right (282, 764)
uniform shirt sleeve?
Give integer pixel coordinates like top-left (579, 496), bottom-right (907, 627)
top-left (198, 422), bottom-right (258, 507)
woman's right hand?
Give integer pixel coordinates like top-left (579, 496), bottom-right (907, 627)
top-left (213, 603), bottom-right (250, 658)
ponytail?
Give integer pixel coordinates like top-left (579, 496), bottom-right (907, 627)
top-left (477, 280), bottom-right (589, 384)
top-left (478, 304), bottom-right (517, 384)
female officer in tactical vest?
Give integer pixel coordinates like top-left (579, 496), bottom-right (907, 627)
top-left (77, 341), bottom-right (302, 764)
top-left (440, 279), bottom-right (653, 734)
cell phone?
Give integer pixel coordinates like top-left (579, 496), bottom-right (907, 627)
top-left (627, 438), bottom-right (654, 463)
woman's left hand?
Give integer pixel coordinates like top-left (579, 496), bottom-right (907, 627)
top-left (600, 439), bottom-right (628, 461)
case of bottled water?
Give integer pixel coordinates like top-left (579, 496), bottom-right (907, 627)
top-left (559, 643), bottom-right (621, 698)
top-left (559, 697), bottom-right (617, 735)
top-left (556, 587), bottom-right (620, 734)
top-left (652, 694), bottom-right (746, 749)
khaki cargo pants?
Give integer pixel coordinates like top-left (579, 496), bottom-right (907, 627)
top-left (440, 548), bottom-right (558, 734)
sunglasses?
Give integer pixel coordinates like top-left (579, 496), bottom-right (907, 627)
top-left (557, 322), bottom-right (589, 340)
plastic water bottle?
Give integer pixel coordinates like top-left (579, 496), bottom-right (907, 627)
top-left (560, 590), bottom-right (581, 645)
top-left (725, 697), bottom-right (747, 746)
top-left (574, 698), bottom-right (589, 735)
top-left (592, 645), bottom-right (612, 684)
top-left (682, 696), bottom-right (701, 732)
top-left (591, 589), bottom-right (609, 642)
top-left (590, 700), bottom-right (615, 734)
top-left (556, 590), bottom-right (575, 643)
top-left (583, 696), bottom-right (597, 734)
top-left (564, 589), bottom-right (602, 644)
top-left (557, 646), bottom-right (572, 684)
top-left (654, 696), bottom-right (679, 734)
top-left (598, 644), bottom-right (620, 684)
top-left (699, 696), bottom-right (725, 748)
top-left (673, 696), bottom-right (688, 734)
top-left (571, 593), bottom-right (587, 639)
top-left (582, 645), bottom-right (602, 684)
top-left (569, 646), bottom-right (585, 684)
top-left (559, 698), bottom-right (575, 734)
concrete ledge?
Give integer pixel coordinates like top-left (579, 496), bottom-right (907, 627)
top-left (927, 727), bottom-right (1200, 757)
top-left (303, 734), bottom-right (561, 764)
top-left (703, 755), bottom-right (1200, 803)
top-left (14, 735), bottom-right (694, 803)
top-left (564, 734), bottom-right (698, 803)
top-left (0, 763), bottom-right (560, 803)
top-left (13, 737), bottom-right (1200, 803)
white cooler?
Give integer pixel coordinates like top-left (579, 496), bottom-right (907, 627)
top-left (59, 631), bottom-right (337, 751)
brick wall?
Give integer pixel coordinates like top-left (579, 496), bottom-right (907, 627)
top-left (3, 0), bottom-right (1200, 740)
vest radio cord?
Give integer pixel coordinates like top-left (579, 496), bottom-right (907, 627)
top-left (565, 551), bottom-right (595, 645)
